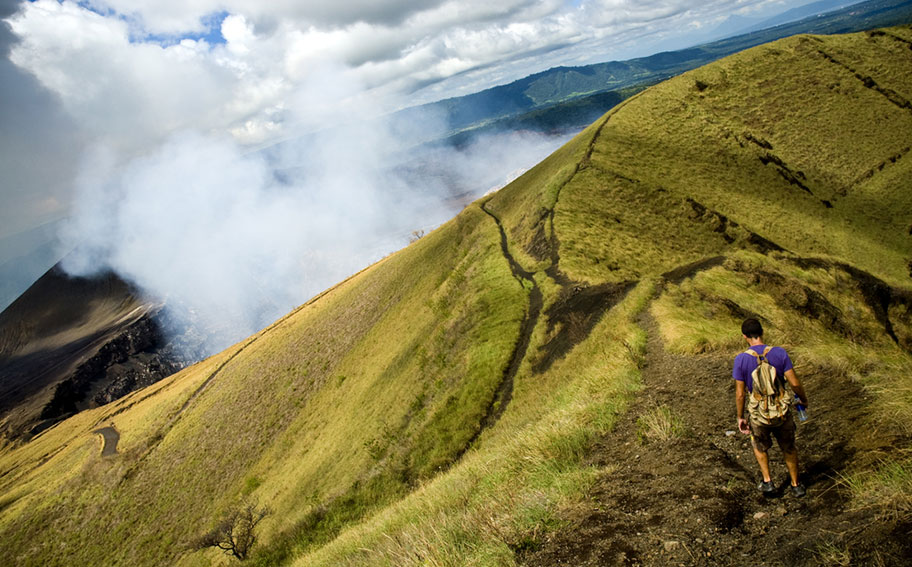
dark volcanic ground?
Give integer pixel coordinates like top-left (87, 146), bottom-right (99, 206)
top-left (0, 265), bottom-right (185, 440)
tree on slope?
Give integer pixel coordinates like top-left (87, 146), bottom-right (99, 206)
top-left (193, 501), bottom-right (270, 561)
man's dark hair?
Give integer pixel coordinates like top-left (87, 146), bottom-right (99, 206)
top-left (742, 318), bottom-right (763, 339)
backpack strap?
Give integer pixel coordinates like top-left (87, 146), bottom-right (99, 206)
top-left (744, 346), bottom-right (773, 361)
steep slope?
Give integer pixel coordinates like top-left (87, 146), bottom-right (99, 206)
top-left (0, 25), bottom-right (910, 567)
top-left (5, 0), bottom-right (911, 451)
top-left (0, 204), bottom-right (534, 565)
top-left (0, 266), bottom-right (183, 440)
top-left (285, 24), bottom-right (912, 566)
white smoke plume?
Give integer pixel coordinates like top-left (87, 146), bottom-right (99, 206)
top-left (59, 66), bottom-right (572, 358)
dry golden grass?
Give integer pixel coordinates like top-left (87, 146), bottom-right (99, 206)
top-left (636, 405), bottom-right (687, 443)
top-left (559, 30), bottom-right (912, 286)
top-left (839, 455), bottom-right (912, 521)
top-left (292, 281), bottom-right (653, 567)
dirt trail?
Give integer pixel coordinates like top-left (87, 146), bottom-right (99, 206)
top-left (520, 311), bottom-right (912, 566)
top-left (92, 426), bottom-right (119, 457)
top-left (475, 200), bottom-right (544, 444)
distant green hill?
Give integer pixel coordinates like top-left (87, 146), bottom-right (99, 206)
top-left (0, 24), bottom-right (911, 567)
top-left (394, 0), bottom-right (912, 142)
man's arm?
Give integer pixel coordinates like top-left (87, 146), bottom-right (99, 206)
top-left (735, 379), bottom-right (750, 434)
top-left (784, 368), bottom-right (808, 406)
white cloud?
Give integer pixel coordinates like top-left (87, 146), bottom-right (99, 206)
top-left (82, 0), bottom-right (450, 34)
top-left (221, 13), bottom-right (255, 53)
top-left (7, 1), bottom-right (241, 152)
top-left (3, 0), bottom-right (810, 347)
top-left (7, 0), bottom-right (795, 151)
top-left (58, 91), bottom-right (571, 355)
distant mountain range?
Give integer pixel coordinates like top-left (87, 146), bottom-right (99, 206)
top-left (391, 0), bottom-right (912, 144)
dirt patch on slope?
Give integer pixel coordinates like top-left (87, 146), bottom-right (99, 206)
top-left (520, 313), bottom-right (912, 566)
top-left (533, 282), bottom-right (636, 374)
top-left (92, 426), bottom-right (119, 457)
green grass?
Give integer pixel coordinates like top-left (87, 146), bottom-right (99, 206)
top-left (569, 31), bottom-right (912, 286)
top-left (291, 280), bottom-right (654, 567)
top-left (636, 405), bottom-right (687, 443)
top-left (0, 25), bottom-right (911, 567)
top-left (0, 203), bottom-right (530, 566)
top-left (840, 456), bottom-right (912, 521)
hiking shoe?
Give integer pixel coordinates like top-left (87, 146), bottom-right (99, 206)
top-left (758, 480), bottom-right (775, 494)
top-left (791, 483), bottom-right (807, 498)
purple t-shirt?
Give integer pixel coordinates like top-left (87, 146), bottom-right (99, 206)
top-left (732, 345), bottom-right (793, 393)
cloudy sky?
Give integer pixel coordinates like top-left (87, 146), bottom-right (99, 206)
top-left (1, 0), bottom-right (828, 347)
top-left (1, 0), bottom-right (816, 239)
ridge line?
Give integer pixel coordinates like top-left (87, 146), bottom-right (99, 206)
top-left (546, 92), bottom-right (646, 283)
top-left (814, 47), bottom-right (912, 113)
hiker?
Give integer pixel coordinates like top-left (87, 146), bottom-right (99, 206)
top-left (733, 318), bottom-right (809, 497)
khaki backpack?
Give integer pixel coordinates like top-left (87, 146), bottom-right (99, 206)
top-left (745, 346), bottom-right (792, 425)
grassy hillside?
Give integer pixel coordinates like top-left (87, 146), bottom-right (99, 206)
top-left (1, 25), bottom-right (911, 566)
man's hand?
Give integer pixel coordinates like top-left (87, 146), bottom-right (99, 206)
top-left (738, 417), bottom-right (751, 435)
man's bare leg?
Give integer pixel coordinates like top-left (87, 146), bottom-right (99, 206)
top-left (783, 448), bottom-right (800, 486)
top-left (752, 444), bottom-right (772, 482)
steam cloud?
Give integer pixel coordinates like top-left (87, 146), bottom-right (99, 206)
top-left (60, 72), bottom-right (572, 359)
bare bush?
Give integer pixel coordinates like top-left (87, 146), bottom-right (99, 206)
top-left (193, 501), bottom-right (270, 561)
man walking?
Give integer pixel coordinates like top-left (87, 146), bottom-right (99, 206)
top-left (733, 318), bottom-right (809, 497)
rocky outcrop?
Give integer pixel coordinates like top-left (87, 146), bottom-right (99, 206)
top-left (37, 313), bottom-right (185, 425)
top-left (0, 264), bottom-right (198, 440)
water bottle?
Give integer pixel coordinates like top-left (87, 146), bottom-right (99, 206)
top-left (794, 395), bottom-right (808, 421)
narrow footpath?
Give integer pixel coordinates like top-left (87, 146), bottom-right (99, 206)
top-left (520, 311), bottom-right (910, 566)
top-left (92, 426), bottom-right (119, 457)
top-left (471, 200), bottom-right (543, 447)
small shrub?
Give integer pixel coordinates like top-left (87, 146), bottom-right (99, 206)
top-left (813, 540), bottom-right (851, 567)
top-left (242, 476), bottom-right (262, 496)
top-left (636, 405), bottom-right (686, 443)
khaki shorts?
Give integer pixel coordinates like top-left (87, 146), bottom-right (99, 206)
top-left (750, 412), bottom-right (797, 453)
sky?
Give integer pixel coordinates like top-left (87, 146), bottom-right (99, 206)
top-left (2, 1), bottom-right (809, 197)
top-left (0, 0), bottom-right (823, 352)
